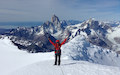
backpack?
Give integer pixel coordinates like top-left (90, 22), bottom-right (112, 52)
top-left (55, 43), bottom-right (61, 55)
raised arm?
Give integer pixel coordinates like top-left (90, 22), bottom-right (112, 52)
top-left (60, 38), bottom-right (67, 46)
top-left (48, 38), bottom-right (55, 46)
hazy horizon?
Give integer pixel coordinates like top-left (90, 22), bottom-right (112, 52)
top-left (0, 21), bottom-right (43, 29)
top-left (0, 19), bottom-right (83, 29)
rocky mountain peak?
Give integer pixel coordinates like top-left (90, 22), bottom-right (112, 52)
top-left (81, 18), bottom-right (99, 30)
top-left (43, 21), bottom-right (53, 26)
top-left (85, 18), bottom-right (96, 25)
top-left (51, 14), bottom-right (60, 23)
top-left (4, 15), bottom-right (67, 53)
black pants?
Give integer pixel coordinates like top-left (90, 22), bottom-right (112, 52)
top-left (55, 54), bottom-right (61, 65)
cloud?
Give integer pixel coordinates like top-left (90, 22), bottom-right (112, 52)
top-left (0, 9), bottom-right (28, 15)
top-left (0, 0), bottom-right (120, 22)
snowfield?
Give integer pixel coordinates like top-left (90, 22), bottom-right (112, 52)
top-left (0, 37), bottom-right (54, 75)
top-left (0, 36), bottom-right (120, 75)
top-left (10, 60), bottom-right (120, 75)
top-left (61, 35), bottom-right (120, 67)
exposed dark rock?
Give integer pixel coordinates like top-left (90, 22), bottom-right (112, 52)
top-left (114, 37), bottom-right (120, 44)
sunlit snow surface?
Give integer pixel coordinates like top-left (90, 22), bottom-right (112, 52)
top-left (62, 35), bottom-right (120, 67)
top-left (0, 36), bottom-right (120, 75)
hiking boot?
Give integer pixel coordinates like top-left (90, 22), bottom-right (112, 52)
top-left (54, 63), bottom-right (57, 65)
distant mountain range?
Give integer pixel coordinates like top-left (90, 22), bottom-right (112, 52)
top-left (0, 20), bottom-right (82, 29)
top-left (2, 15), bottom-right (82, 53)
top-left (0, 20), bottom-right (82, 34)
top-left (0, 28), bottom-right (11, 34)
top-left (1, 15), bottom-right (120, 53)
top-left (3, 15), bottom-right (68, 53)
top-left (67, 18), bottom-right (120, 53)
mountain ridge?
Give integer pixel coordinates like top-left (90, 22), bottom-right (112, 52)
top-left (1, 15), bottom-right (120, 53)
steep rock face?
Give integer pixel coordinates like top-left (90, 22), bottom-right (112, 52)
top-left (42, 17), bottom-right (63, 35)
top-left (51, 15), bottom-right (60, 23)
top-left (51, 15), bottom-right (64, 31)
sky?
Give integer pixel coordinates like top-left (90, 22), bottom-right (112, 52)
top-left (0, 0), bottom-right (120, 22)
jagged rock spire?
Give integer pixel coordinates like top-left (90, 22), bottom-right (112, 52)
top-left (51, 14), bottom-right (60, 23)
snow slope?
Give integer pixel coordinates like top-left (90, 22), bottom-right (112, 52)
top-left (0, 37), bottom-right (54, 75)
top-left (11, 60), bottom-right (120, 75)
top-left (61, 35), bottom-right (120, 67)
top-left (0, 36), bottom-right (120, 75)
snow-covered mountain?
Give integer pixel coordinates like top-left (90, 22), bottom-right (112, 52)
top-left (66, 18), bottom-right (120, 53)
top-left (2, 15), bottom-right (120, 53)
top-left (62, 35), bottom-right (120, 67)
top-left (61, 20), bottom-right (82, 26)
top-left (104, 21), bottom-right (120, 27)
top-left (4, 15), bottom-right (68, 53)
top-left (0, 35), bottom-right (120, 75)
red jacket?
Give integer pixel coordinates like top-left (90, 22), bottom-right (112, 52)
top-left (49, 38), bottom-right (67, 54)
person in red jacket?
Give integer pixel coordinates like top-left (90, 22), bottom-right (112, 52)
top-left (48, 38), bottom-right (67, 66)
